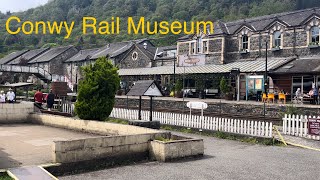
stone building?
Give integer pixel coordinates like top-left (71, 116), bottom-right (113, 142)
top-left (27, 46), bottom-right (79, 79)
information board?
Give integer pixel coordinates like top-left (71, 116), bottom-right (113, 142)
top-left (308, 118), bottom-right (320, 136)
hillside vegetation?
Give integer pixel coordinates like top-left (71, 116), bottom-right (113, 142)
top-left (0, 0), bottom-right (319, 57)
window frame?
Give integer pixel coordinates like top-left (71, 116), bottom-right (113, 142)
top-left (310, 26), bottom-right (320, 45)
top-left (273, 31), bottom-right (282, 48)
top-left (241, 35), bottom-right (249, 51)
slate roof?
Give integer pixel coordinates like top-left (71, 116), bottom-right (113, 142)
top-left (154, 45), bottom-right (177, 61)
top-left (179, 7), bottom-right (320, 41)
top-left (126, 80), bottom-right (162, 96)
top-left (8, 48), bottom-right (50, 65)
top-left (65, 48), bottom-right (100, 62)
top-left (136, 44), bottom-right (157, 60)
top-left (28, 45), bottom-right (74, 64)
top-left (119, 58), bottom-right (290, 76)
top-left (270, 57), bottom-right (320, 74)
top-left (0, 50), bottom-right (29, 64)
top-left (90, 38), bottom-right (151, 60)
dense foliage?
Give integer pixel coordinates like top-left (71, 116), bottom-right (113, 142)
top-left (75, 57), bottom-right (120, 120)
top-left (0, 0), bottom-right (319, 58)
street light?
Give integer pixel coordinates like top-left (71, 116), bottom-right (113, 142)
top-left (264, 41), bottom-right (268, 117)
top-left (156, 51), bottom-right (176, 97)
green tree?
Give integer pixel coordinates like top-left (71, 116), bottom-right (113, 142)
top-left (75, 57), bottom-right (120, 121)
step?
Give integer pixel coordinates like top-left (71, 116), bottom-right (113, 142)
top-left (8, 166), bottom-right (57, 180)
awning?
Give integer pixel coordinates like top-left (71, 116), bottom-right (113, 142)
top-left (119, 58), bottom-right (290, 76)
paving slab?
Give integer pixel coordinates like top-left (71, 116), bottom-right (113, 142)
top-left (0, 124), bottom-right (102, 169)
top-left (60, 132), bottom-right (320, 180)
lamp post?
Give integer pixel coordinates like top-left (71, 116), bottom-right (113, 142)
top-left (264, 41), bottom-right (268, 117)
top-left (173, 52), bottom-right (176, 98)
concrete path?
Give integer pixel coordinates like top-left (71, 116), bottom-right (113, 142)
top-left (60, 132), bottom-right (320, 180)
top-left (0, 124), bottom-right (101, 169)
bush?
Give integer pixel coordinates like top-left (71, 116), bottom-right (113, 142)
top-left (75, 57), bottom-right (120, 121)
top-left (219, 77), bottom-right (231, 95)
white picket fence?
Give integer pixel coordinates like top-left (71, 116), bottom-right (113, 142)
top-left (53, 103), bottom-right (75, 114)
top-left (110, 108), bottom-right (273, 138)
top-left (283, 114), bottom-right (320, 140)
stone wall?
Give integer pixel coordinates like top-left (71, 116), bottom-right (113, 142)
top-left (0, 102), bottom-right (34, 123)
top-left (115, 97), bottom-right (320, 119)
top-left (49, 47), bottom-right (78, 75)
top-left (54, 133), bottom-right (170, 163)
top-left (149, 135), bottom-right (204, 162)
top-left (119, 46), bottom-right (152, 69)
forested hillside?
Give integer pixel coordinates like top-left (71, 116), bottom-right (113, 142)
top-left (0, 0), bottom-right (319, 57)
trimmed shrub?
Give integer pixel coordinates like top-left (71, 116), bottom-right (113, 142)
top-left (75, 57), bottom-right (120, 121)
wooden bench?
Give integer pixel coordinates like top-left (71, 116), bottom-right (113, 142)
top-left (205, 89), bottom-right (219, 97)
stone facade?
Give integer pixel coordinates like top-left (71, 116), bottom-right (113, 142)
top-left (119, 46), bottom-right (153, 69)
top-left (177, 9), bottom-right (320, 65)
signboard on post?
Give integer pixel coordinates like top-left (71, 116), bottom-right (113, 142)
top-left (308, 118), bottom-right (320, 136)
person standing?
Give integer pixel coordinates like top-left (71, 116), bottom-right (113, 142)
top-left (6, 88), bottom-right (15, 103)
top-left (34, 89), bottom-right (44, 108)
top-left (46, 89), bottom-right (55, 111)
top-left (0, 90), bottom-right (5, 103)
top-left (313, 87), bottom-right (319, 105)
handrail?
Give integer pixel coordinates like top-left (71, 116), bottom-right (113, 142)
top-left (0, 64), bottom-right (52, 81)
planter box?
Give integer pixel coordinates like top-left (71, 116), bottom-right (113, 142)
top-left (149, 135), bottom-right (204, 162)
top-left (239, 50), bottom-right (248, 54)
top-left (271, 47), bottom-right (281, 51)
top-left (308, 44), bottom-right (319, 49)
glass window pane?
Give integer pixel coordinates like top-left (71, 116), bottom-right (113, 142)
top-left (311, 27), bottom-right (319, 43)
top-left (273, 31), bottom-right (281, 47)
top-left (303, 76), bottom-right (314, 94)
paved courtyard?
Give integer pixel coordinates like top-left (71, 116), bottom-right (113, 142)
top-left (61, 132), bottom-right (320, 180)
top-left (0, 124), bottom-right (101, 169)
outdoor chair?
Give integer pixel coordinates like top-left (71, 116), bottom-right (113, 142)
top-left (262, 93), bottom-right (268, 102)
top-left (278, 93), bottom-right (286, 104)
top-left (267, 93), bottom-right (275, 103)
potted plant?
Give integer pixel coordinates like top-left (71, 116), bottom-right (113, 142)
top-left (219, 77), bottom-right (233, 100)
top-left (196, 80), bottom-right (206, 99)
top-left (308, 42), bottom-right (319, 49)
top-left (239, 49), bottom-right (248, 54)
top-left (174, 80), bottom-right (183, 98)
top-left (271, 45), bottom-right (281, 51)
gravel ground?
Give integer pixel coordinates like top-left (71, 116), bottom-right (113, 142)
top-left (60, 133), bottom-right (320, 180)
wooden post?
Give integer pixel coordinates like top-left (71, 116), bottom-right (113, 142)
top-left (149, 96), bottom-right (153, 121)
top-left (138, 96), bottom-right (142, 120)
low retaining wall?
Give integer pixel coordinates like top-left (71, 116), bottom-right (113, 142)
top-left (29, 114), bottom-right (162, 135)
top-left (149, 135), bottom-right (204, 162)
top-left (0, 102), bottom-right (34, 123)
top-left (54, 133), bottom-right (170, 163)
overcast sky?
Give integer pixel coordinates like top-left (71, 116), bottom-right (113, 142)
top-left (0, 0), bottom-right (49, 13)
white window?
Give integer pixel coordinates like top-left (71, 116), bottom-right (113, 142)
top-left (273, 31), bottom-right (281, 47)
top-left (191, 42), bottom-right (195, 54)
top-left (311, 26), bottom-right (320, 44)
top-left (197, 37), bottom-right (202, 53)
top-left (241, 35), bottom-right (249, 50)
top-left (203, 41), bottom-right (208, 53)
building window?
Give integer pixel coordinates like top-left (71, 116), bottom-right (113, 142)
top-left (273, 31), bottom-right (281, 48)
top-left (241, 35), bottom-right (249, 51)
top-left (203, 41), bottom-right (208, 53)
top-left (197, 38), bottom-right (202, 53)
top-left (132, 51), bottom-right (138, 61)
top-left (311, 26), bottom-right (320, 45)
top-left (191, 42), bottom-right (195, 54)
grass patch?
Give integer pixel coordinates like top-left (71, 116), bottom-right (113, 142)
top-left (155, 136), bottom-right (173, 142)
top-left (105, 118), bottom-right (129, 125)
top-left (160, 125), bottom-right (281, 146)
top-left (0, 172), bottom-right (13, 180)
